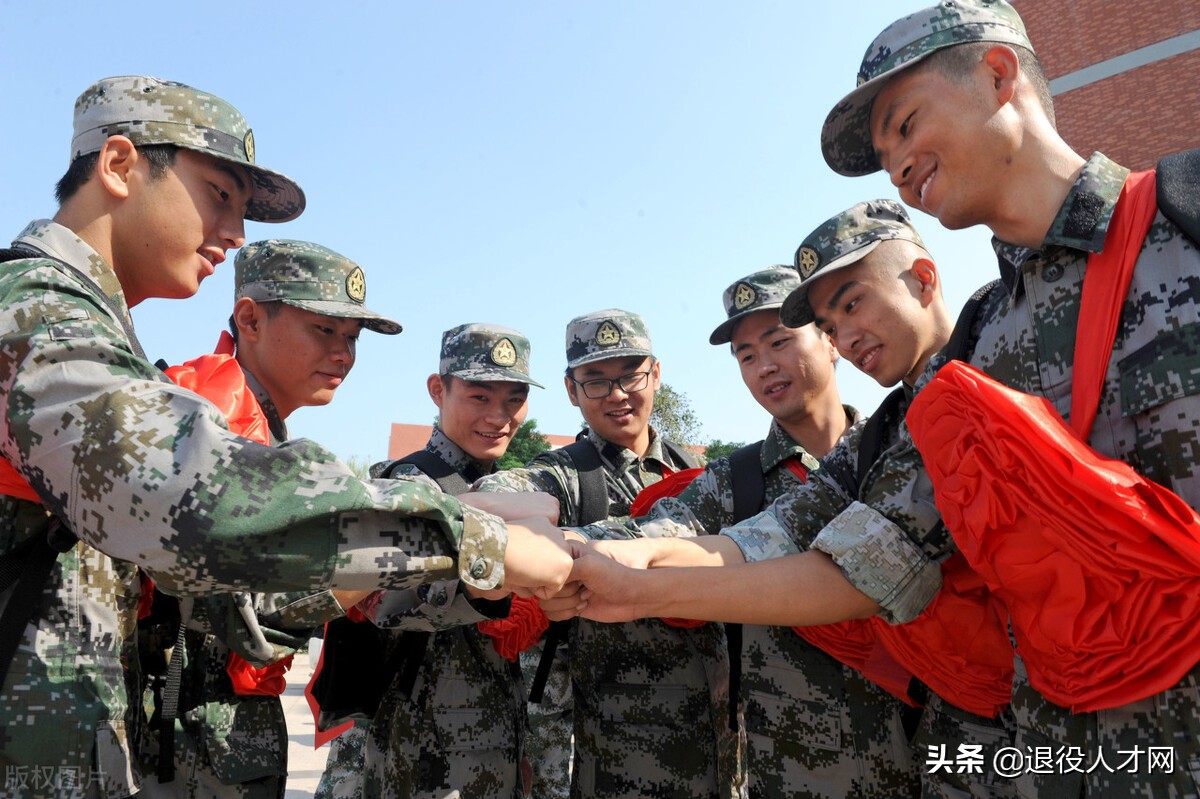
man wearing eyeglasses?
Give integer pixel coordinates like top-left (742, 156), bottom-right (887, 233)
top-left (476, 308), bottom-right (713, 799)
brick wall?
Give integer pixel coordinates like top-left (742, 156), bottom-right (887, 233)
top-left (1013, 0), bottom-right (1200, 169)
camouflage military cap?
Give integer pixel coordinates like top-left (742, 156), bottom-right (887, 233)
top-left (782, 199), bottom-right (927, 327)
top-left (821, 0), bottom-right (1033, 177)
top-left (439, 323), bottom-right (543, 387)
top-left (710, 265), bottom-right (803, 345)
top-left (565, 309), bottom-right (653, 370)
top-left (70, 75), bottom-right (305, 222)
top-left (235, 239), bottom-right (401, 334)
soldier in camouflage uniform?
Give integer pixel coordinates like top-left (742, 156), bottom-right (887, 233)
top-left (569, 202), bottom-right (1017, 798)
top-left (137, 239), bottom-right (401, 798)
top-left (579, 265), bottom-right (919, 798)
top-left (316, 323), bottom-right (542, 799)
top-left (821, 1), bottom-right (1200, 795)
top-left (476, 310), bottom-right (729, 799)
top-left (0, 75), bottom-right (571, 799)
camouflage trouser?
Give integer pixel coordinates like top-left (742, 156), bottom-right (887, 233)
top-left (1010, 656), bottom-right (1200, 798)
top-left (314, 722), bottom-right (367, 799)
top-left (137, 732), bottom-right (285, 799)
top-left (912, 694), bottom-right (1017, 799)
top-left (741, 623), bottom-right (918, 798)
top-left (522, 641), bottom-right (573, 799)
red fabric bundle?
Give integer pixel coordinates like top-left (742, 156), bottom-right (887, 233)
top-left (908, 359), bottom-right (1200, 711)
top-left (792, 620), bottom-right (920, 708)
top-left (226, 651), bottom-right (294, 696)
top-left (477, 595), bottom-right (551, 661)
top-left (867, 552), bottom-right (1014, 717)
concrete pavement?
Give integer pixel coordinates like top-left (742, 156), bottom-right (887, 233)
top-left (282, 640), bottom-right (332, 798)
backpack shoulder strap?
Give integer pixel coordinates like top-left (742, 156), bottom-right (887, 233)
top-left (856, 388), bottom-right (907, 489)
top-left (726, 441), bottom-right (766, 523)
top-left (382, 449), bottom-right (472, 496)
top-left (661, 439), bottom-right (701, 470)
top-left (1157, 148), bottom-right (1200, 247)
top-left (562, 439), bottom-right (607, 525)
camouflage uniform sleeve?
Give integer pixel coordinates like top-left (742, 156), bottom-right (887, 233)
top-left (577, 457), bottom-right (734, 541)
top-left (809, 501), bottom-right (942, 624)
top-left (474, 455), bottom-right (577, 523)
top-left (365, 464), bottom-right (511, 630)
top-left (0, 262), bottom-right (506, 595)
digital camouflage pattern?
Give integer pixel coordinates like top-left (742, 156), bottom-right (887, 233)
top-left (783, 199), bottom-right (928, 327)
top-left (477, 427), bottom-right (737, 799)
top-left (139, 367), bottom-right (349, 799)
top-left (0, 221), bottom-right (507, 797)
top-left (963, 152), bottom-right (1200, 796)
top-left (356, 427), bottom-right (527, 799)
top-left (715, 393), bottom-right (1017, 797)
top-left (585, 414), bottom-right (922, 798)
top-left (708, 265), bottom-right (802, 345)
top-left (820, 0), bottom-right (1032, 177)
top-left (71, 75), bottom-right (305, 222)
top-left (564, 309), bottom-right (653, 370)
top-left (440, 323), bottom-right (543, 387)
top-left (235, 239), bottom-right (402, 334)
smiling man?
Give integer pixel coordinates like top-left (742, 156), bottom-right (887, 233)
top-left (139, 239), bottom-right (401, 799)
top-left (0, 75), bottom-right (572, 798)
top-left (575, 265), bottom-right (918, 798)
top-left (475, 309), bottom-right (703, 799)
top-left (819, 2), bottom-right (1200, 796)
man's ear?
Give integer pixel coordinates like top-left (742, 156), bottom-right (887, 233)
top-left (649, 358), bottom-right (662, 391)
top-left (427, 373), bottom-right (447, 410)
top-left (983, 44), bottom-right (1020, 106)
top-left (95, 136), bottom-right (140, 200)
top-left (231, 297), bottom-right (262, 340)
top-left (564, 374), bottom-right (581, 408)
top-left (911, 257), bottom-right (939, 302)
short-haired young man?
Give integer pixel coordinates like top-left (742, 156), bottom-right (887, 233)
top-left (823, 1), bottom-right (1200, 794)
top-left (578, 265), bottom-right (919, 798)
top-left (0, 75), bottom-right (570, 797)
top-left (317, 323), bottom-right (543, 799)
top-left (138, 239), bottom-right (400, 798)
top-left (564, 202), bottom-right (1016, 798)
top-left (475, 309), bottom-right (710, 799)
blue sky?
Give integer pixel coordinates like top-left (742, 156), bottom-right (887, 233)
top-left (1, 0), bottom-right (999, 464)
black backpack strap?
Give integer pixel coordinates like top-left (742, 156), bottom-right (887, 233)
top-left (722, 439), bottom-right (766, 732)
top-left (562, 438), bottom-right (608, 526)
top-left (1157, 148), bottom-right (1200, 247)
top-left (530, 437), bottom-right (607, 704)
top-left (661, 439), bottom-right (701, 470)
top-left (855, 388), bottom-right (907, 490)
top-left (0, 518), bottom-right (76, 694)
top-left (944, 280), bottom-right (1003, 364)
top-left (727, 442), bottom-right (765, 524)
top-left (380, 449), bottom-right (474, 496)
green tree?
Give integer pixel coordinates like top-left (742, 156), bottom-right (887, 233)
top-left (650, 383), bottom-right (703, 447)
top-left (497, 418), bottom-right (553, 470)
top-left (704, 438), bottom-right (745, 461)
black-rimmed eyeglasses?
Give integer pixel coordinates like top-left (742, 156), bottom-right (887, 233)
top-left (570, 369), bottom-right (654, 399)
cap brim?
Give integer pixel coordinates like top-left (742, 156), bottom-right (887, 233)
top-left (820, 64), bottom-right (910, 178)
top-left (183, 144), bottom-right (305, 223)
top-left (567, 348), bottom-right (654, 370)
top-left (284, 299), bottom-right (403, 335)
top-left (780, 240), bottom-right (884, 327)
top-left (448, 368), bottom-right (543, 389)
top-left (709, 303), bottom-right (784, 345)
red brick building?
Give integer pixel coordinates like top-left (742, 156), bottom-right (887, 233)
top-left (1013, 0), bottom-right (1200, 169)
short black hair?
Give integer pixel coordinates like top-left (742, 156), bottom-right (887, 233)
top-left (919, 42), bottom-right (1054, 127)
top-left (54, 143), bottom-right (180, 205)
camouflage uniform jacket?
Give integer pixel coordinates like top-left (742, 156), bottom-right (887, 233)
top-left (585, 411), bottom-right (921, 799)
top-left (361, 427), bottom-right (526, 799)
top-left (141, 365), bottom-right (349, 796)
top-left (478, 427), bottom-right (735, 799)
top-left (965, 152), bottom-right (1200, 796)
top-left (0, 221), bottom-right (506, 799)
